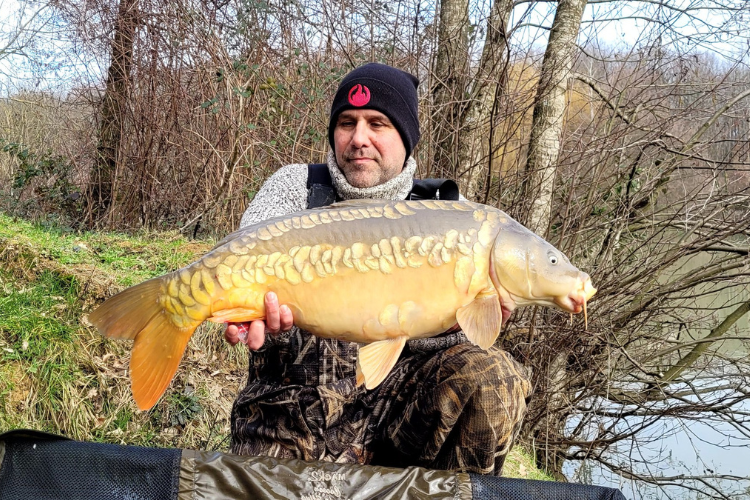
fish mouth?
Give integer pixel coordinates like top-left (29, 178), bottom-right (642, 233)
top-left (555, 282), bottom-right (597, 313)
top-left (555, 295), bottom-right (583, 313)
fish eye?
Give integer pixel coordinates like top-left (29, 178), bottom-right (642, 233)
top-left (548, 253), bottom-right (558, 265)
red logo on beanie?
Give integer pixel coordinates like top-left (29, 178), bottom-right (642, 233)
top-left (348, 84), bottom-right (371, 106)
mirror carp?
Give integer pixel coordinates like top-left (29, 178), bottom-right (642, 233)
top-left (89, 199), bottom-right (596, 410)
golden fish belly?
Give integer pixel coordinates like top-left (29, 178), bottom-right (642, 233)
top-left (271, 259), bottom-right (474, 343)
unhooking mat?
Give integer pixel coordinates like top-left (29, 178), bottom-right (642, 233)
top-left (0, 429), bottom-right (627, 499)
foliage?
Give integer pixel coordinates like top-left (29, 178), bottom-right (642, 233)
top-left (500, 48), bottom-right (750, 497)
top-left (0, 212), bottom-right (241, 450)
top-left (503, 445), bottom-right (556, 482)
top-left (0, 92), bottom-right (94, 228)
top-left (1, 139), bottom-right (83, 225)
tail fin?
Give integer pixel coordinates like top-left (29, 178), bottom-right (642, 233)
top-left (89, 277), bottom-right (197, 410)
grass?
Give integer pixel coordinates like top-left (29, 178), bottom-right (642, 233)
top-left (0, 212), bottom-right (241, 450)
top-left (504, 445), bottom-right (556, 481)
top-left (0, 211), bottom-right (552, 479)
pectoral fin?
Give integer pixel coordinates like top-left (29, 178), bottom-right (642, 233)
top-left (456, 289), bottom-right (502, 350)
top-left (356, 337), bottom-right (407, 390)
top-left (207, 307), bottom-right (264, 323)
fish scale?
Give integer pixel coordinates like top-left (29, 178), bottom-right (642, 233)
top-left (166, 200), bottom-right (494, 328)
top-left (89, 199), bottom-right (596, 410)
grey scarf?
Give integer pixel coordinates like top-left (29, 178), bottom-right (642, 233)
top-left (326, 150), bottom-right (417, 201)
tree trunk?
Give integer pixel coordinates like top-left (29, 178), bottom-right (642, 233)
top-left (522, 0), bottom-right (587, 478)
top-left (92, 0), bottom-right (138, 225)
top-left (429, 0), bottom-right (469, 179)
top-left (532, 351), bottom-right (570, 480)
top-left (457, 0), bottom-right (513, 200)
top-left (523, 0), bottom-right (587, 235)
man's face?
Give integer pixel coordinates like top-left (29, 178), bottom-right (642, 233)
top-left (333, 109), bottom-right (407, 188)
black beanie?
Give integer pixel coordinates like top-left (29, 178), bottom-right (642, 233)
top-left (328, 63), bottom-right (421, 158)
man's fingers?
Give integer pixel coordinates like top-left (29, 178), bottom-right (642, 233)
top-left (227, 293), bottom-right (292, 349)
top-left (225, 323), bottom-right (250, 346)
top-left (247, 320), bottom-right (266, 350)
top-left (279, 305), bottom-right (293, 332)
top-left (224, 324), bottom-right (240, 346)
top-left (264, 292), bottom-right (281, 334)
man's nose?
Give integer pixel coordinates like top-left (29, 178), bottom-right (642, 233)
top-left (350, 121), bottom-right (371, 148)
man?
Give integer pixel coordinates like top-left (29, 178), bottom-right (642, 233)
top-left (224, 63), bottom-right (531, 475)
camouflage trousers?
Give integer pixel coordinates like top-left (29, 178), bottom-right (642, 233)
top-left (230, 331), bottom-right (532, 476)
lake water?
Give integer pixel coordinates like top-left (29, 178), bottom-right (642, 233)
top-left (567, 382), bottom-right (750, 498)
top-left (566, 252), bottom-right (750, 498)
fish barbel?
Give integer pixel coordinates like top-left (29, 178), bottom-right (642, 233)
top-left (89, 199), bottom-right (596, 410)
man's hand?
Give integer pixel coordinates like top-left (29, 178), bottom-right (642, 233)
top-left (223, 292), bottom-right (293, 350)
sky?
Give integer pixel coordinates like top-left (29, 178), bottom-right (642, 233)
top-left (509, 0), bottom-right (750, 63)
top-left (3, 0), bottom-right (750, 96)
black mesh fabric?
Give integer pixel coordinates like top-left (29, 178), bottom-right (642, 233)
top-left (0, 430), bottom-right (628, 500)
top-left (471, 475), bottom-right (628, 500)
top-left (0, 430), bottom-right (180, 500)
